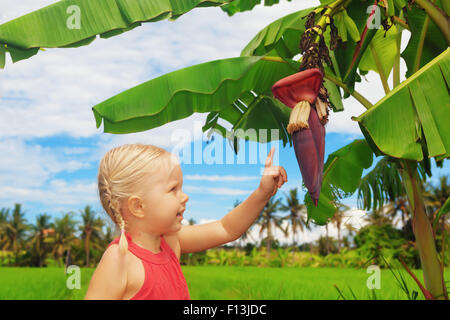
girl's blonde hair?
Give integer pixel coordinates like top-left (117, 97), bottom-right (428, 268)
top-left (98, 144), bottom-right (168, 255)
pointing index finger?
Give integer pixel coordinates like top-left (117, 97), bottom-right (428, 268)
top-left (265, 147), bottom-right (275, 168)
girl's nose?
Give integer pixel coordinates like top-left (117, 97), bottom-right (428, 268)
top-left (182, 192), bottom-right (189, 204)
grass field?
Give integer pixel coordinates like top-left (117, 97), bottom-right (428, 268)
top-left (0, 266), bottom-right (448, 300)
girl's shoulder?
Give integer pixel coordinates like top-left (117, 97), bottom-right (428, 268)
top-left (85, 244), bottom-right (129, 299)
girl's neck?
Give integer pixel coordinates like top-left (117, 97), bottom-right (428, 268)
top-left (128, 230), bottom-right (162, 254)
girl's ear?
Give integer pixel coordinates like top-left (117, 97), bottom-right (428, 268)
top-left (127, 195), bottom-right (145, 219)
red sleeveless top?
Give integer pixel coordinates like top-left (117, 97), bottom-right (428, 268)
top-left (107, 232), bottom-right (190, 300)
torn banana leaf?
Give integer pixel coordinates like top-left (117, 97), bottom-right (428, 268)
top-left (93, 55), bottom-right (298, 137)
top-left (305, 139), bottom-right (374, 225)
top-left (0, 0), bottom-right (228, 64)
top-left (354, 48), bottom-right (450, 162)
top-left (221, 0), bottom-right (293, 16)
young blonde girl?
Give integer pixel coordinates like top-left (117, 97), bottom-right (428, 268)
top-left (85, 143), bottom-right (287, 300)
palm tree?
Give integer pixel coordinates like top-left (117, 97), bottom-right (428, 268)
top-left (364, 206), bottom-right (395, 227)
top-left (102, 225), bottom-right (115, 247)
top-left (280, 188), bottom-right (309, 249)
top-left (4, 204), bottom-right (29, 265)
top-left (0, 208), bottom-right (11, 266)
top-left (424, 175), bottom-right (449, 221)
top-left (186, 218), bottom-right (197, 265)
top-left (255, 197), bottom-right (287, 259)
top-left (331, 203), bottom-right (350, 253)
top-left (50, 212), bottom-right (78, 268)
top-left (384, 197), bottom-right (410, 227)
top-left (357, 156), bottom-right (405, 212)
top-left (79, 205), bottom-right (105, 267)
top-left (28, 213), bottom-right (53, 267)
top-left (344, 222), bottom-right (357, 238)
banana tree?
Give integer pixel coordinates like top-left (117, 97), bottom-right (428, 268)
top-left (2, 0), bottom-right (449, 299)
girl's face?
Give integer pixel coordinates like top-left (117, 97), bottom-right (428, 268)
top-left (139, 155), bottom-right (189, 235)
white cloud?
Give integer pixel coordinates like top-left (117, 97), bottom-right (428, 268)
top-left (0, 137), bottom-right (91, 188)
top-left (0, 179), bottom-right (98, 206)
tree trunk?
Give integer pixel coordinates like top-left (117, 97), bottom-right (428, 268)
top-left (266, 222), bottom-right (271, 260)
top-left (325, 224), bottom-right (330, 255)
top-left (85, 231), bottom-right (91, 267)
top-left (402, 161), bottom-right (447, 299)
top-left (337, 223), bottom-right (341, 253)
top-left (13, 236), bottom-right (18, 266)
top-left (65, 246), bottom-right (72, 269)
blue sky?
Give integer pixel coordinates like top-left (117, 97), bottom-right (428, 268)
top-left (0, 0), bottom-right (448, 244)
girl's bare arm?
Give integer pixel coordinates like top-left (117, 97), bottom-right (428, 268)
top-left (84, 245), bottom-right (128, 300)
top-left (177, 147), bottom-right (287, 254)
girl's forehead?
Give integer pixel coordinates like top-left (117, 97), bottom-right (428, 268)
top-left (158, 153), bottom-right (182, 181)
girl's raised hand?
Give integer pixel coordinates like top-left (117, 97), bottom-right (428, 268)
top-left (258, 147), bottom-right (288, 198)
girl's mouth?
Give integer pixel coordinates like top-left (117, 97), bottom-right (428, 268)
top-left (177, 209), bottom-right (185, 218)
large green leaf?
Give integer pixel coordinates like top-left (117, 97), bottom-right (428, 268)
top-left (305, 139), bottom-right (374, 225)
top-left (357, 156), bottom-right (404, 211)
top-left (240, 5), bottom-right (318, 58)
top-left (401, 0), bottom-right (448, 77)
top-left (202, 93), bottom-right (293, 152)
top-left (359, 24), bottom-right (399, 79)
top-left (0, 0), bottom-right (228, 64)
top-left (92, 55), bottom-right (298, 135)
top-left (332, 2), bottom-right (378, 94)
top-left (221, 0), bottom-right (292, 16)
top-left (355, 48), bottom-right (450, 161)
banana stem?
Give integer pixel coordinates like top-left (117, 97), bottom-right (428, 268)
top-left (314, 0), bottom-right (351, 43)
top-left (415, 0), bottom-right (450, 45)
top-left (414, 13), bottom-right (430, 73)
top-left (260, 55), bottom-right (373, 109)
top-left (324, 72), bottom-right (373, 109)
top-left (393, 12), bottom-right (404, 88)
top-left (400, 160), bottom-right (447, 300)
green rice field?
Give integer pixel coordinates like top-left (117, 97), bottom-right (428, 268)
top-left (0, 266), bottom-right (448, 300)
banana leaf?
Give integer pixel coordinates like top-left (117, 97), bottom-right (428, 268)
top-left (305, 139), bottom-right (374, 225)
top-left (202, 93), bottom-right (293, 153)
top-left (240, 5), bottom-right (318, 58)
top-left (92, 55), bottom-right (298, 139)
top-left (359, 24), bottom-right (399, 79)
top-left (0, 0), bottom-right (228, 65)
top-left (401, 0), bottom-right (448, 77)
top-left (332, 1), bottom-right (378, 95)
top-left (354, 48), bottom-right (450, 162)
top-left (221, 0), bottom-right (292, 16)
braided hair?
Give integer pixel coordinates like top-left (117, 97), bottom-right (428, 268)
top-left (98, 144), bottom-right (167, 255)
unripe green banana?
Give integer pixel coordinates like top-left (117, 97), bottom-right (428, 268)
top-left (335, 12), bottom-right (347, 42)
